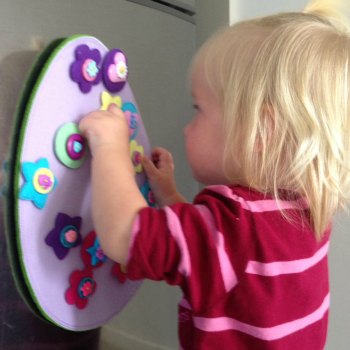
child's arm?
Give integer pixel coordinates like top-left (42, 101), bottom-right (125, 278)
top-left (79, 105), bottom-right (147, 265)
top-left (141, 147), bottom-right (187, 207)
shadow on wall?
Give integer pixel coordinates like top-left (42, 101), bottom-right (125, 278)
top-left (0, 51), bottom-right (101, 350)
top-left (0, 51), bottom-right (37, 178)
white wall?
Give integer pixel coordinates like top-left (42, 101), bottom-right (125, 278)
top-left (231, 0), bottom-right (306, 22)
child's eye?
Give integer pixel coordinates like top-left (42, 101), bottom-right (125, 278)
top-left (193, 104), bottom-right (199, 110)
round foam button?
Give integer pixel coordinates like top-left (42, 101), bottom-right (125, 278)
top-left (54, 123), bottom-right (87, 169)
top-left (66, 133), bottom-right (86, 160)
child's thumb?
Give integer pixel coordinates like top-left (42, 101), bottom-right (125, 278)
top-left (141, 155), bottom-right (158, 177)
top-left (108, 103), bottom-right (122, 116)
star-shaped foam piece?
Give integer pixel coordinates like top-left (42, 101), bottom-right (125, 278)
top-left (45, 212), bottom-right (82, 260)
top-left (19, 158), bottom-right (57, 209)
top-left (86, 237), bottom-right (107, 267)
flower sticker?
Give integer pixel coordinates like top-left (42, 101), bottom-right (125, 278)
top-left (81, 231), bottom-right (107, 268)
top-left (130, 140), bottom-right (144, 173)
top-left (141, 181), bottom-right (156, 207)
top-left (19, 158), bottom-right (57, 209)
top-left (65, 268), bottom-right (96, 309)
top-left (70, 44), bottom-right (102, 93)
top-left (102, 49), bottom-right (128, 93)
top-left (108, 52), bottom-right (128, 82)
top-left (45, 213), bottom-right (82, 260)
top-left (100, 91), bottom-right (122, 111)
top-left (122, 102), bottom-right (139, 140)
top-left (112, 263), bottom-right (127, 284)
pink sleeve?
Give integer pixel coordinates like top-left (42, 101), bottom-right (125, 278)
top-left (126, 206), bottom-right (185, 285)
top-left (126, 202), bottom-right (235, 313)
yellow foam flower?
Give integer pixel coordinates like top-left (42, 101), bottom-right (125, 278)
top-left (130, 140), bottom-right (144, 173)
top-left (100, 91), bottom-right (122, 111)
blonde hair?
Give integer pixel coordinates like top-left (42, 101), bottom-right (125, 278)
top-left (192, 0), bottom-right (350, 239)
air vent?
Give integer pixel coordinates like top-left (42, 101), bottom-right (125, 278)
top-left (126, 0), bottom-right (196, 23)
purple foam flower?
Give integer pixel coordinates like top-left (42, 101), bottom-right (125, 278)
top-left (70, 44), bottom-right (102, 93)
top-left (45, 212), bottom-right (82, 260)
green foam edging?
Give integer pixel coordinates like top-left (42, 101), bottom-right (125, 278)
top-left (3, 37), bottom-right (65, 321)
top-left (4, 35), bottom-right (90, 328)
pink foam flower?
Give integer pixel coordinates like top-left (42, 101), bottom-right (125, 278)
top-left (112, 263), bottom-right (127, 284)
top-left (65, 268), bottom-right (96, 309)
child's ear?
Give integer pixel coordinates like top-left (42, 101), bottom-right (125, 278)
top-left (256, 103), bottom-right (275, 152)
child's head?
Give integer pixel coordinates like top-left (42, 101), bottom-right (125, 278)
top-left (190, 0), bottom-right (350, 238)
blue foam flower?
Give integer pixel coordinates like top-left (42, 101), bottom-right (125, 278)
top-left (141, 181), bottom-right (156, 208)
top-left (19, 158), bottom-right (57, 209)
top-left (122, 102), bottom-right (139, 140)
top-left (87, 60), bottom-right (99, 78)
top-left (87, 238), bottom-right (107, 267)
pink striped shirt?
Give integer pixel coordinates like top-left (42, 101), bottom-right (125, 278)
top-left (126, 185), bottom-right (330, 349)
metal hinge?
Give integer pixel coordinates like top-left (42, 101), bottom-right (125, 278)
top-left (126, 0), bottom-right (196, 24)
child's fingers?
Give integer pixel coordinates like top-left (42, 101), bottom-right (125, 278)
top-left (79, 106), bottom-right (124, 134)
top-left (107, 104), bottom-right (125, 118)
top-left (141, 155), bottom-right (159, 177)
top-left (79, 106), bottom-right (129, 156)
top-left (152, 147), bottom-right (174, 169)
top-left (78, 114), bottom-right (96, 139)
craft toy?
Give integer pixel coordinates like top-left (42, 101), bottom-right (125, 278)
top-left (3, 35), bottom-right (156, 331)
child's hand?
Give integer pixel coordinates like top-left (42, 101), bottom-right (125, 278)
top-left (79, 105), bottom-right (129, 156)
top-left (142, 147), bottom-right (187, 206)
top-left (79, 104), bottom-right (145, 264)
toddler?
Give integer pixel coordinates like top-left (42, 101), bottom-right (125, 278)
top-left (79, 0), bottom-right (350, 348)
